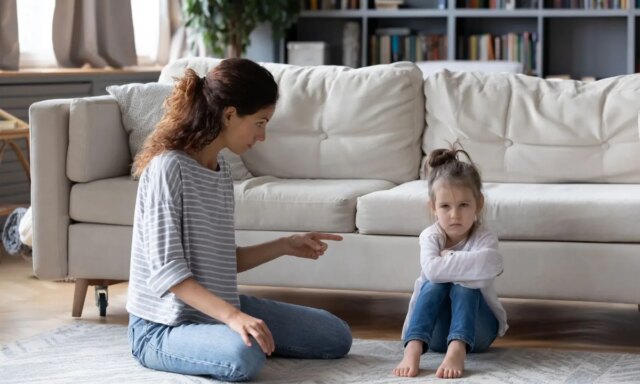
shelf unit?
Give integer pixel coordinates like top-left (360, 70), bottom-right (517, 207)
top-left (290, 0), bottom-right (640, 78)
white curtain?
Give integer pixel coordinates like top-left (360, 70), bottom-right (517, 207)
top-left (0, 0), bottom-right (19, 70)
top-left (157, 0), bottom-right (191, 65)
top-left (52, 0), bottom-right (137, 68)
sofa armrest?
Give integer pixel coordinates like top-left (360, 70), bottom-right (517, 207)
top-left (67, 96), bottom-right (131, 182)
top-left (29, 99), bottom-right (72, 280)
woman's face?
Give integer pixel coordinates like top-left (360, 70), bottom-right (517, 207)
top-left (222, 105), bottom-right (275, 155)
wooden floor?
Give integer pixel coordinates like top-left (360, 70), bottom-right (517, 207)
top-left (1, 256), bottom-right (639, 354)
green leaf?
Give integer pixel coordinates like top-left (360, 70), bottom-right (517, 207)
top-left (182, 0), bottom-right (300, 57)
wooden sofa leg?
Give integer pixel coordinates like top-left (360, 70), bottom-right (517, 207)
top-left (72, 279), bottom-right (89, 317)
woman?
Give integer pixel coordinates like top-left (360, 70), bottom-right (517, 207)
top-left (126, 58), bottom-right (352, 382)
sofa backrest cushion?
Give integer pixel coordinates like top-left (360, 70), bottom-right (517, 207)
top-left (106, 82), bottom-right (172, 159)
top-left (67, 96), bottom-right (131, 182)
top-left (105, 82), bottom-right (253, 181)
top-left (423, 70), bottom-right (640, 183)
top-left (160, 58), bottom-right (425, 184)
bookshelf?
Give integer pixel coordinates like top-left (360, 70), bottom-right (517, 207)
top-left (290, 0), bottom-right (639, 78)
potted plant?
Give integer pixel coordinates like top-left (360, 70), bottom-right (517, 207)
top-left (183, 0), bottom-right (300, 58)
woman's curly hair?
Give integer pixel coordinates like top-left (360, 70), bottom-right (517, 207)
top-left (132, 58), bottom-right (278, 178)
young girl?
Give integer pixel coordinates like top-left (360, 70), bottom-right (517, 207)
top-left (126, 58), bottom-right (352, 382)
top-left (393, 144), bottom-right (508, 379)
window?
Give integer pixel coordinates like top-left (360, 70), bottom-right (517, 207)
top-left (17, 0), bottom-right (161, 68)
top-left (17, 0), bottom-right (56, 68)
top-left (131, 0), bottom-right (161, 66)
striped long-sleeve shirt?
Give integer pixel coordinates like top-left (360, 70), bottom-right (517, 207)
top-left (126, 150), bottom-right (240, 326)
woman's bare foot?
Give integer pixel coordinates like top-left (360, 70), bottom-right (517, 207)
top-left (393, 340), bottom-right (423, 377)
top-left (436, 340), bottom-right (466, 379)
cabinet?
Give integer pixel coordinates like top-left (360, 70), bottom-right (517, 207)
top-left (290, 0), bottom-right (638, 78)
top-left (0, 69), bottom-right (160, 221)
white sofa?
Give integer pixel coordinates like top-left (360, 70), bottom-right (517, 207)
top-left (30, 58), bottom-right (640, 317)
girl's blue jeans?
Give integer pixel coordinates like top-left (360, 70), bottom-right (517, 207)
top-left (128, 294), bottom-right (353, 382)
top-left (404, 282), bottom-right (498, 353)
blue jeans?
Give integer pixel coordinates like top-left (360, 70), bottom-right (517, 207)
top-left (128, 294), bottom-right (352, 382)
top-left (404, 282), bottom-right (498, 353)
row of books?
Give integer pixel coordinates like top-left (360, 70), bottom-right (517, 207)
top-left (301, 0), bottom-right (633, 9)
top-left (301, 0), bottom-right (360, 10)
top-left (457, 32), bottom-right (538, 74)
top-left (550, 0), bottom-right (629, 8)
top-left (369, 32), bottom-right (447, 64)
top-left (459, 0), bottom-right (538, 8)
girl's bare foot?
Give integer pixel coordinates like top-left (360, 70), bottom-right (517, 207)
top-left (393, 340), bottom-right (423, 377)
top-left (436, 340), bottom-right (466, 379)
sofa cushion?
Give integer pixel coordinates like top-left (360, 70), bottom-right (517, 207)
top-left (357, 180), bottom-right (640, 243)
top-left (234, 177), bottom-right (395, 232)
top-left (105, 83), bottom-right (252, 180)
top-left (67, 96), bottom-right (131, 183)
top-left (160, 58), bottom-right (425, 184)
top-left (423, 70), bottom-right (640, 183)
top-left (356, 180), bottom-right (431, 236)
top-left (106, 82), bottom-right (172, 159)
top-left (70, 176), bottom-right (138, 225)
top-left (69, 175), bottom-right (395, 232)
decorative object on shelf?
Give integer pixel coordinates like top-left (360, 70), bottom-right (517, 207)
top-left (182, 0), bottom-right (300, 58)
top-left (343, 22), bottom-right (360, 67)
top-left (287, 42), bottom-right (329, 66)
top-left (375, 0), bottom-right (404, 9)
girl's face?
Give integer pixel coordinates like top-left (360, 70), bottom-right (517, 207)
top-left (430, 180), bottom-right (484, 246)
top-left (222, 105), bottom-right (275, 155)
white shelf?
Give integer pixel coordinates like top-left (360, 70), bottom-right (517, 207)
top-left (540, 9), bottom-right (630, 17)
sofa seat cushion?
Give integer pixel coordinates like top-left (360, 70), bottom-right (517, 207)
top-left (70, 176), bottom-right (395, 231)
top-left (356, 180), bottom-right (431, 236)
top-left (357, 181), bottom-right (640, 243)
top-left (234, 177), bottom-right (395, 232)
top-left (70, 176), bottom-right (138, 226)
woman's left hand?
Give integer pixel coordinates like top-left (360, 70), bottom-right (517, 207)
top-left (284, 232), bottom-right (343, 260)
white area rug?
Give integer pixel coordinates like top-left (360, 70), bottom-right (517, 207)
top-left (1, 322), bottom-right (639, 383)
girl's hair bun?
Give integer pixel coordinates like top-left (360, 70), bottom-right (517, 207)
top-left (427, 148), bottom-right (457, 168)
